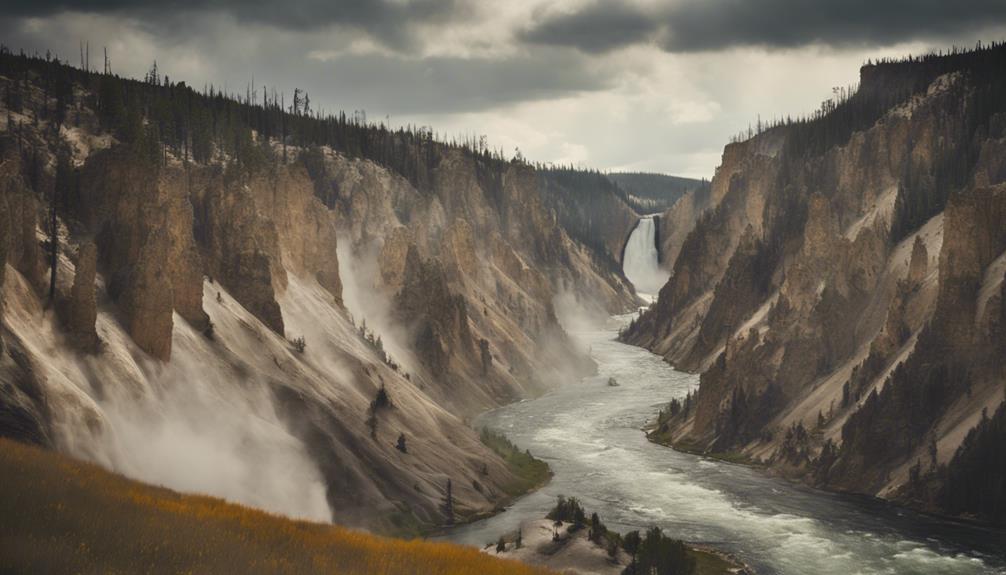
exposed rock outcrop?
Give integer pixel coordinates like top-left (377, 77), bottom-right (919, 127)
top-left (631, 48), bottom-right (1006, 523)
top-left (318, 146), bottom-right (629, 414)
top-left (192, 171), bottom-right (285, 334)
top-left (395, 245), bottom-right (474, 379)
top-left (62, 241), bottom-right (98, 352)
top-left (0, 54), bottom-right (637, 534)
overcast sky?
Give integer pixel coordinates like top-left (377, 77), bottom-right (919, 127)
top-left (3, 1), bottom-right (1006, 178)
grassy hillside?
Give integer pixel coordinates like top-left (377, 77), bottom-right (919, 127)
top-left (0, 438), bottom-right (555, 574)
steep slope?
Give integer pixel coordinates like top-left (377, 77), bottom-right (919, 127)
top-left (304, 147), bottom-right (635, 416)
top-left (627, 45), bottom-right (1006, 524)
top-left (538, 167), bottom-right (639, 268)
top-left (0, 438), bottom-right (555, 575)
top-left (0, 50), bottom-right (635, 532)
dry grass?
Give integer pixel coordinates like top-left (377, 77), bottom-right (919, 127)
top-left (0, 438), bottom-right (557, 574)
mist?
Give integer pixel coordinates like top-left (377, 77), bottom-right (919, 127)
top-left (5, 265), bottom-right (336, 523)
top-left (552, 287), bottom-right (611, 341)
top-left (96, 366), bottom-right (332, 522)
top-left (335, 236), bottom-right (416, 374)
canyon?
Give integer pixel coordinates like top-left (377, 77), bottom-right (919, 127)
top-left (625, 45), bottom-right (1006, 525)
top-left (0, 49), bottom-right (641, 534)
top-left (1, 37), bottom-right (1005, 575)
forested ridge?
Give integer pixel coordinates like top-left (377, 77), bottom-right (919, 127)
top-left (0, 44), bottom-right (514, 198)
top-left (606, 171), bottom-right (708, 213)
top-left (0, 44), bottom-right (696, 280)
top-left (537, 167), bottom-right (637, 270)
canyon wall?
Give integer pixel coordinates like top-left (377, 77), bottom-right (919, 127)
top-left (0, 59), bottom-right (636, 532)
top-left (627, 48), bottom-right (1006, 524)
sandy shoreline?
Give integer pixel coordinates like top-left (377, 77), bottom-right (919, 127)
top-left (485, 518), bottom-right (753, 575)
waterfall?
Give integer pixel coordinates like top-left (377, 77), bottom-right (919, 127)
top-left (622, 216), bottom-right (669, 300)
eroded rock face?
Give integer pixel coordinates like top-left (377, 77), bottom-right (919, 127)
top-left (0, 333), bottom-right (52, 447)
top-left (261, 164), bottom-right (343, 305)
top-left (119, 228), bottom-right (174, 361)
top-left (379, 226), bottom-right (412, 290)
top-left (64, 241), bottom-right (98, 352)
top-left (395, 245), bottom-right (474, 377)
top-left (313, 147), bottom-right (627, 414)
top-left (193, 172), bottom-right (285, 334)
top-left (66, 144), bottom-right (348, 356)
top-left (161, 170), bottom-right (210, 330)
top-left (440, 218), bottom-right (478, 282)
top-left (631, 58), bottom-right (1006, 519)
top-left (79, 150), bottom-right (180, 360)
top-left (0, 67), bottom-right (639, 534)
top-left (0, 160), bottom-right (46, 295)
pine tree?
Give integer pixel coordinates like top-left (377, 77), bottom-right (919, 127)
top-left (441, 479), bottom-right (454, 525)
top-left (623, 530), bottom-right (641, 572)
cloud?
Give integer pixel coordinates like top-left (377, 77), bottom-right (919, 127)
top-left (294, 51), bottom-right (611, 115)
top-left (2, 0), bottom-right (467, 50)
top-left (521, 0), bottom-right (1006, 54)
top-left (0, 11), bottom-right (609, 116)
top-left (3, 0), bottom-right (1005, 179)
top-left (520, 2), bottom-right (659, 54)
top-left (662, 0), bottom-right (1006, 52)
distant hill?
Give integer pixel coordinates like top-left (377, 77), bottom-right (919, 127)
top-left (0, 438), bottom-right (554, 575)
top-left (536, 168), bottom-right (710, 266)
top-left (607, 172), bottom-right (710, 214)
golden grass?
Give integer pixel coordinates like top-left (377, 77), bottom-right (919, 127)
top-left (0, 438), bottom-right (557, 575)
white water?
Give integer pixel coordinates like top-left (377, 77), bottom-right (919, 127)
top-left (443, 313), bottom-right (1006, 574)
top-left (622, 216), bottom-right (669, 300)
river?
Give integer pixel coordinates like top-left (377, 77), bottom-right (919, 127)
top-left (443, 312), bottom-right (1006, 574)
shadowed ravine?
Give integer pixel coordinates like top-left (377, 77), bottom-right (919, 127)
top-left (442, 233), bottom-right (1006, 574)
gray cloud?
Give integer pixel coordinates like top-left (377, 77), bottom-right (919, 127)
top-left (260, 52), bottom-right (612, 116)
top-left (664, 0), bottom-right (1006, 52)
top-left (4, 1), bottom-right (1004, 179)
top-left (2, 0), bottom-right (465, 50)
top-left (520, 3), bottom-right (659, 54)
top-left (0, 12), bottom-right (609, 116)
top-left (522, 0), bottom-right (1006, 54)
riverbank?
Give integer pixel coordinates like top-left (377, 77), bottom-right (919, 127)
top-left (441, 313), bottom-right (1006, 574)
top-left (489, 518), bottom-right (751, 575)
top-left (643, 413), bottom-right (1006, 534)
top-left (646, 428), bottom-right (762, 468)
top-left (413, 429), bottom-right (552, 539)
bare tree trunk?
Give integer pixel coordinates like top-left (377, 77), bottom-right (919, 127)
top-left (48, 198), bottom-right (57, 302)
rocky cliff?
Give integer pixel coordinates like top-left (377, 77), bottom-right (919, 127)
top-left (303, 146), bottom-right (635, 415)
top-left (628, 46), bottom-right (1006, 524)
top-left (0, 53), bottom-right (636, 532)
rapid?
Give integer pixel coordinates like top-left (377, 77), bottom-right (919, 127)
top-left (443, 217), bottom-right (1006, 575)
